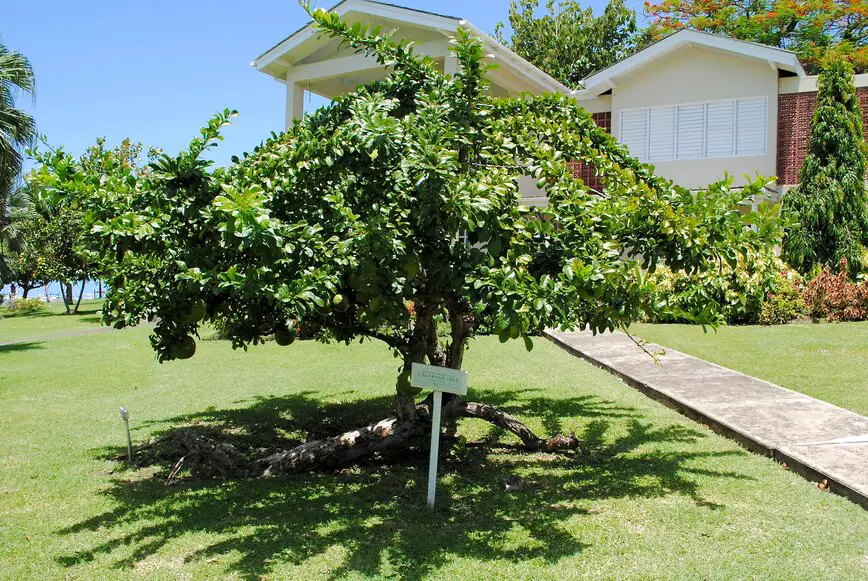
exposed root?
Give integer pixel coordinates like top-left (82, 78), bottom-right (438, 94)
top-left (134, 399), bottom-right (578, 484)
top-left (454, 400), bottom-right (579, 452)
top-left (257, 416), bottom-right (428, 477)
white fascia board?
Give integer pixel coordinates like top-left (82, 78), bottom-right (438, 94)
top-left (252, 0), bottom-right (459, 73)
top-left (288, 39), bottom-right (452, 83)
top-left (460, 20), bottom-right (572, 96)
top-left (581, 30), bottom-right (805, 96)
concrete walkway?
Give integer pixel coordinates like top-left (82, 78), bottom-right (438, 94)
top-left (545, 329), bottom-right (868, 508)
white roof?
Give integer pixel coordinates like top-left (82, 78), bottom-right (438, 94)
top-left (252, 0), bottom-right (571, 97)
top-left (580, 29), bottom-right (806, 96)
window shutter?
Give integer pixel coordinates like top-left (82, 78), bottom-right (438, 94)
top-left (735, 97), bottom-right (767, 156)
top-left (648, 106), bottom-right (676, 161)
top-left (676, 104), bottom-right (705, 159)
top-left (705, 100), bottom-right (735, 158)
top-left (620, 109), bottom-right (648, 162)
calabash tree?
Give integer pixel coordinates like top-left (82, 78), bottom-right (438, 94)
top-left (31, 6), bottom-right (779, 476)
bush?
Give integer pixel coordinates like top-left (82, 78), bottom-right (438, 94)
top-left (803, 259), bottom-right (868, 321)
top-left (651, 248), bottom-right (782, 325)
top-left (5, 297), bottom-right (44, 313)
top-left (759, 269), bottom-right (806, 325)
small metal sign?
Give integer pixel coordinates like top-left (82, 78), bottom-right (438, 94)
top-left (411, 363), bottom-right (468, 395)
top-left (412, 363), bottom-right (469, 509)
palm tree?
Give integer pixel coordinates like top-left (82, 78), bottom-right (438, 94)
top-left (0, 39), bottom-right (36, 281)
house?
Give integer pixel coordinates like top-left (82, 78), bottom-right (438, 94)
top-left (253, 0), bottom-right (868, 205)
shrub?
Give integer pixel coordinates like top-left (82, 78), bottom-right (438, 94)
top-left (803, 259), bottom-right (868, 321)
top-left (6, 297), bottom-right (44, 313)
top-left (759, 269), bottom-right (806, 325)
top-left (651, 247), bottom-right (783, 325)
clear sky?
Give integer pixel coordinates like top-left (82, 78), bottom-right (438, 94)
top-left (4, 0), bottom-right (644, 167)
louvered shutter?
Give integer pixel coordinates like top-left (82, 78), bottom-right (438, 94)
top-left (676, 104), bottom-right (705, 159)
top-left (706, 100), bottom-right (735, 158)
top-left (735, 97), bottom-right (767, 156)
top-left (620, 109), bottom-right (648, 162)
top-left (648, 106), bottom-right (676, 161)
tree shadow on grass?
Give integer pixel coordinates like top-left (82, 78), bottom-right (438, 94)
top-left (0, 341), bottom-right (44, 353)
top-left (59, 389), bottom-right (752, 578)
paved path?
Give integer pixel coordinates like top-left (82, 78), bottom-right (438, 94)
top-left (545, 329), bottom-right (868, 508)
top-left (0, 326), bottom-right (117, 347)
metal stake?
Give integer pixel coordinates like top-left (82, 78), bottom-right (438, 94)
top-left (120, 407), bottom-right (132, 463)
top-left (427, 390), bottom-right (443, 509)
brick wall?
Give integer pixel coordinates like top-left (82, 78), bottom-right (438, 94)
top-left (777, 87), bottom-right (868, 185)
top-left (568, 112), bottom-right (611, 192)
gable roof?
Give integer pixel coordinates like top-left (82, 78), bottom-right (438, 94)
top-left (252, 0), bottom-right (571, 96)
top-left (580, 29), bottom-right (806, 96)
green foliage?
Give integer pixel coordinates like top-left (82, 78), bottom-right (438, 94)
top-left (495, 0), bottom-right (637, 88)
top-left (0, 40), bottom-right (36, 209)
top-left (759, 269), bottom-right (806, 325)
top-left (781, 58), bottom-right (868, 277)
top-left (29, 6), bottom-right (780, 388)
top-left (0, 210), bottom-right (52, 294)
top-left (3, 296), bottom-right (43, 313)
top-left (648, 218), bottom-right (785, 325)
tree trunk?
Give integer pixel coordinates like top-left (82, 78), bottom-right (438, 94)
top-left (21, 286), bottom-right (28, 299)
top-left (73, 278), bottom-right (87, 313)
top-left (98, 280), bottom-right (103, 299)
top-left (59, 281), bottom-right (71, 314)
top-left (254, 397), bottom-right (577, 478)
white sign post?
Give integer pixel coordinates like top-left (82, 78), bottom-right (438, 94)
top-left (411, 362), bottom-right (468, 509)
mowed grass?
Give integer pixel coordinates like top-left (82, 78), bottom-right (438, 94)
top-left (0, 299), bottom-right (105, 343)
top-left (0, 314), bottom-right (867, 579)
top-left (630, 322), bottom-right (868, 416)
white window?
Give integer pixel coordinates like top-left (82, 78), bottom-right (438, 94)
top-left (619, 96), bottom-right (767, 163)
top-left (648, 107), bottom-right (675, 161)
top-left (620, 109), bottom-right (649, 162)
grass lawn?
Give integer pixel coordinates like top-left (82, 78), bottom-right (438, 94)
top-left (0, 299), bottom-right (105, 344)
top-left (629, 322), bottom-right (868, 416)
top-left (1, 314), bottom-right (866, 579)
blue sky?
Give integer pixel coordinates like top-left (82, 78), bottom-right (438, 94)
top-left (4, 0), bottom-right (644, 167)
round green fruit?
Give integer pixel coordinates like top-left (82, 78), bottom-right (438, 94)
top-left (333, 293), bottom-right (349, 312)
top-left (509, 325), bottom-right (521, 340)
top-left (185, 300), bottom-right (207, 323)
top-left (274, 325), bottom-right (297, 346)
top-left (396, 371), bottom-right (422, 396)
top-left (170, 336), bottom-right (196, 360)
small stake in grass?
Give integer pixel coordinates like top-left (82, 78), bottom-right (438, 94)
top-left (411, 363), bottom-right (468, 509)
top-left (119, 407), bottom-right (132, 463)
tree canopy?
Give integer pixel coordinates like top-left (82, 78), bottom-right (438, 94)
top-left (781, 57), bottom-right (868, 275)
top-left (495, 0), bottom-right (637, 88)
top-left (0, 40), bottom-right (37, 279)
top-left (642, 0), bottom-right (868, 73)
top-left (28, 4), bottom-right (781, 472)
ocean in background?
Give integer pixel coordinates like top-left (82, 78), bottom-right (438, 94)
top-left (1, 280), bottom-right (105, 303)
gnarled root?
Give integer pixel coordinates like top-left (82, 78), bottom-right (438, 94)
top-left (453, 400), bottom-right (579, 452)
top-left (256, 398), bottom-right (577, 477)
top-left (258, 415), bottom-right (428, 477)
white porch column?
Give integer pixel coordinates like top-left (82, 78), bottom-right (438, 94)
top-left (286, 74), bottom-right (306, 129)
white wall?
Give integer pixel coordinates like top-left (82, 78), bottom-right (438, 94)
top-left (610, 45), bottom-right (779, 189)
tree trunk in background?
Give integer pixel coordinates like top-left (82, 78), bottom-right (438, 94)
top-left (98, 280), bottom-right (103, 299)
top-left (60, 281), bottom-right (71, 314)
top-left (72, 278), bottom-right (87, 313)
top-left (21, 286), bottom-right (29, 299)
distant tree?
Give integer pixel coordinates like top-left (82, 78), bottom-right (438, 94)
top-left (1, 211), bottom-right (51, 298)
top-left (781, 57), bottom-right (868, 276)
top-left (28, 138), bottom-right (156, 313)
top-left (641, 0), bottom-right (868, 73)
top-left (496, 0), bottom-right (637, 88)
top-left (0, 40), bottom-right (36, 266)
